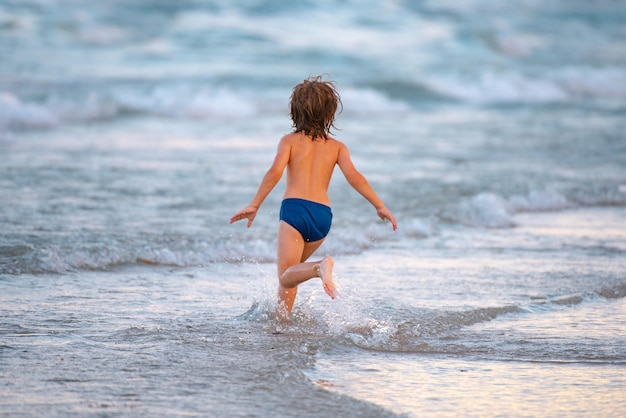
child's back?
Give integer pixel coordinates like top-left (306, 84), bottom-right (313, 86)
top-left (282, 131), bottom-right (339, 206)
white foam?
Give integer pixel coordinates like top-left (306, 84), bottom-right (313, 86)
top-left (457, 193), bottom-right (515, 228)
top-left (114, 85), bottom-right (258, 119)
top-left (1, 82), bottom-right (413, 133)
top-left (0, 91), bottom-right (122, 131)
top-left (341, 88), bottom-right (410, 113)
top-left (423, 72), bottom-right (569, 104)
top-left (12, 235), bottom-right (278, 275)
top-left (453, 190), bottom-right (580, 228)
top-left (423, 66), bottom-right (626, 104)
top-left (0, 86), bottom-right (264, 132)
top-left (401, 218), bottom-right (433, 238)
top-left (0, 92), bottom-right (58, 129)
top-left (506, 190), bottom-right (574, 213)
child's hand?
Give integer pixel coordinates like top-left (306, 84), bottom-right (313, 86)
top-left (230, 206), bottom-right (258, 228)
top-left (376, 207), bottom-right (397, 231)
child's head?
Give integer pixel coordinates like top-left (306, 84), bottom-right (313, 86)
top-left (290, 75), bottom-right (342, 141)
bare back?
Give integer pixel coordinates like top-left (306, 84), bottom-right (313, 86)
top-left (282, 132), bottom-right (341, 206)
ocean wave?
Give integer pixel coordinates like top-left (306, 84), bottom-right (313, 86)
top-left (0, 87), bottom-right (259, 132)
top-left (340, 88), bottom-right (411, 113)
top-left (0, 214), bottom-right (426, 274)
top-left (454, 193), bottom-right (516, 228)
top-left (0, 91), bottom-right (118, 131)
top-left (342, 305), bottom-right (522, 353)
top-left (447, 186), bottom-right (626, 228)
top-left (4, 66), bottom-right (622, 134)
top-left (334, 286), bottom-right (626, 354)
top-left (423, 71), bottom-right (568, 104)
top-left (420, 67), bottom-right (626, 105)
top-left (2, 66), bottom-right (622, 134)
top-left (112, 85), bottom-right (261, 119)
top-left (3, 181), bottom-right (621, 273)
top-left (0, 237), bottom-right (277, 275)
top-left (0, 92), bottom-right (59, 129)
top-left (0, 215), bottom-right (418, 274)
top-left (0, 83), bottom-right (413, 133)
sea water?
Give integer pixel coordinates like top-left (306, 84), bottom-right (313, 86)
top-left (1, 1), bottom-right (625, 416)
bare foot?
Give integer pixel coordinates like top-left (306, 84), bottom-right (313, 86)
top-left (318, 256), bottom-right (336, 299)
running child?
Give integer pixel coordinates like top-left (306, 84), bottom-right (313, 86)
top-left (230, 76), bottom-right (397, 317)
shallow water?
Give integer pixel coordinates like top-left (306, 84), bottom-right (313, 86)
top-left (2, 0), bottom-right (626, 416)
top-left (309, 354), bottom-right (626, 417)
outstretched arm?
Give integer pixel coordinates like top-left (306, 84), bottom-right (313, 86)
top-left (230, 136), bottom-right (291, 227)
top-left (337, 143), bottom-right (397, 230)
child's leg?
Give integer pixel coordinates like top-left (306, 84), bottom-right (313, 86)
top-left (276, 221), bottom-right (306, 314)
top-left (300, 238), bottom-right (336, 298)
top-left (276, 221), bottom-right (335, 315)
top-left (279, 256), bottom-right (335, 296)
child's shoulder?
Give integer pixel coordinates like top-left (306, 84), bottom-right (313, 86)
top-left (326, 136), bottom-right (347, 150)
top-left (280, 132), bottom-right (301, 143)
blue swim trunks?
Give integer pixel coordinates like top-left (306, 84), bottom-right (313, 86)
top-left (279, 198), bottom-right (333, 242)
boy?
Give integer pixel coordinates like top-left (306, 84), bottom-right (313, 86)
top-left (230, 76), bottom-right (397, 317)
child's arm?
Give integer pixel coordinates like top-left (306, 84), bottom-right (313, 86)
top-left (230, 136), bottom-right (291, 227)
top-left (337, 142), bottom-right (397, 230)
